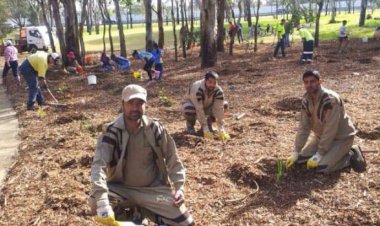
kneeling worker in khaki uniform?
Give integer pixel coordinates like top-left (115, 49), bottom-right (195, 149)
top-left (286, 71), bottom-right (366, 173)
top-left (182, 71), bottom-right (230, 140)
top-left (89, 84), bottom-right (194, 226)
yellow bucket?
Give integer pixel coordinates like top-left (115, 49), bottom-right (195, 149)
top-left (133, 71), bottom-right (141, 79)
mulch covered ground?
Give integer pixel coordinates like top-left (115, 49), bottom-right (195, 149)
top-left (0, 39), bottom-right (379, 225)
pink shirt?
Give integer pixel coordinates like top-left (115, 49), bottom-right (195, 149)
top-left (4, 46), bottom-right (18, 63)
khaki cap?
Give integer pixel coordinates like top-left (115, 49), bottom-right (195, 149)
top-left (122, 84), bottom-right (147, 102)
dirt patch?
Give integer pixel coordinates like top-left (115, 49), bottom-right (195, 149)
top-left (275, 97), bottom-right (302, 112)
top-left (356, 127), bottom-right (380, 140)
top-left (55, 113), bottom-right (88, 124)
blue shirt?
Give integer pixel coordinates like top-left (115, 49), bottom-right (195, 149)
top-left (150, 49), bottom-right (163, 64)
top-left (137, 51), bottom-right (155, 63)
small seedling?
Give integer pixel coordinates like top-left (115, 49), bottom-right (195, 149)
top-left (80, 119), bottom-right (90, 132)
top-left (276, 159), bottom-right (284, 182)
top-left (37, 108), bottom-right (47, 119)
top-left (158, 87), bottom-right (173, 107)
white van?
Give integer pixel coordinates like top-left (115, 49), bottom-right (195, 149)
top-left (17, 26), bottom-right (52, 52)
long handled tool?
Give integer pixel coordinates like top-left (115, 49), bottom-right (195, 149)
top-left (46, 88), bottom-right (67, 106)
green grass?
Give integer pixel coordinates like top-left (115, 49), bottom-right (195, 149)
top-left (5, 11), bottom-right (380, 53)
top-left (83, 11), bottom-right (380, 52)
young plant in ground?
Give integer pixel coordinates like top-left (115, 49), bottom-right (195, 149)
top-left (158, 87), bottom-right (174, 107)
top-left (276, 159), bottom-right (284, 182)
top-left (37, 108), bottom-right (47, 119)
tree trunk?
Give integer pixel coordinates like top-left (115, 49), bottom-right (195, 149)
top-left (325, 0), bottom-right (329, 16)
top-left (79, 0), bottom-right (89, 63)
top-left (126, 8), bottom-right (130, 29)
top-left (157, 0), bottom-right (165, 48)
top-left (51, 0), bottom-right (67, 66)
top-left (245, 0), bottom-right (252, 27)
top-left (237, 0), bottom-right (243, 22)
top-left (347, 0), bottom-right (351, 13)
top-left (176, 0), bottom-right (180, 24)
top-left (171, 0), bottom-right (178, 61)
top-left (62, 0), bottom-right (82, 63)
top-left (114, 0), bottom-right (127, 57)
top-left (129, 5), bottom-right (133, 28)
top-left (314, 0), bottom-right (324, 47)
top-left (180, 0), bottom-right (186, 57)
top-left (39, 0), bottom-right (56, 52)
top-left (201, 0), bottom-right (217, 68)
top-left (330, 0), bottom-right (337, 23)
top-left (99, 0), bottom-right (107, 52)
top-left (100, 0), bottom-right (114, 53)
top-left (217, 0), bottom-right (226, 52)
top-left (359, 0), bottom-right (367, 26)
top-left (254, 0), bottom-right (260, 52)
top-left (144, 0), bottom-right (153, 51)
top-left (275, 0), bottom-right (278, 19)
top-left (187, 0), bottom-right (195, 49)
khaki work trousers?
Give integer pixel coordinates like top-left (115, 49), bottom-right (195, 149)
top-left (89, 184), bottom-right (194, 226)
top-left (297, 135), bottom-right (354, 173)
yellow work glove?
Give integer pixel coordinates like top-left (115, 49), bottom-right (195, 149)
top-left (307, 153), bottom-right (322, 169)
top-left (218, 131), bottom-right (231, 141)
top-left (286, 152), bottom-right (299, 169)
top-left (203, 131), bottom-right (214, 139)
top-left (95, 214), bottom-right (121, 226)
top-left (95, 199), bottom-right (121, 226)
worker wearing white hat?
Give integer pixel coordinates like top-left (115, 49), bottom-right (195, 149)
top-left (1, 40), bottom-right (19, 86)
top-left (19, 51), bottom-right (60, 110)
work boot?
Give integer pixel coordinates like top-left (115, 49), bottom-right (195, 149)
top-left (350, 145), bottom-right (366, 173)
top-left (207, 116), bottom-right (216, 132)
top-left (27, 102), bottom-right (36, 111)
top-left (186, 121), bottom-right (196, 135)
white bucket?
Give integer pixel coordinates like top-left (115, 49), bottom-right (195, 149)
top-left (362, 37), bottom-right (368, 42)
top-left (87, 75), bottom-right (97, 85)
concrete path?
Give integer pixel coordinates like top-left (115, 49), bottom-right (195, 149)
top-left (0, 85), bottom-right (19, 190)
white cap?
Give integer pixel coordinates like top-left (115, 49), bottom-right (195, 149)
top-left (50, 52), bottom-right (60, 60)
top-left (5, 40), bottom-right (12, 46)
top-left (122, 84), bottom-right (147, 102)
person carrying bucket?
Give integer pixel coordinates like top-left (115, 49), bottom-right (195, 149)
top-left (132, 50), bottom-right (156, 83)
top-left (150, 42), bottom-right (164, 81)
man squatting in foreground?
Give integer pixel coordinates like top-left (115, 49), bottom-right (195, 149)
top-left (89, 84), bottom-right (194, 226)
top-left (286, 70), bottom-right (366, 173)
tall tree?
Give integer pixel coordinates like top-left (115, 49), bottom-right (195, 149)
top-left (245, 0), bottom-right (252, 27)
top-left (329, 0), bottom-right (337, 23)
top-left (7, 0), bottom-right (30, 28)
top-left (61, 0), bottom-right (82, 63)
top-left (314, 0), bottom-right (324, 47)
top-left (157, 0), bottom-right (165, 48)
top-left (176, 0), bottom-right (180, 24)
top-left (237, 0), bottom-right (243, 21)
top-left (217, 0), bottom-right (226, 52)
top-left (79, 0), bottom-right (89, 62)
top-left (359, 0), bottom-right (368, 26)
top-left (201, 0), bottom-right (217, 68)
top-left (114, 0), bottom-right (127, 57)
top-left (180, 0), bottom-right (187, 57)
top-left (254, 0), bottom-right (260, 52)
top-left (38, 0), bottom-right (56, 52)
top-left (171, 0), bottom-right (178, 61)
top-left (51, 0), bottom-right (67, 65)
top-left (188, 0), bottom-right (195, 49)
top-left (144, 0), bottom-right (154, 51)
top-left (99, 0), bottom-right (114, 53)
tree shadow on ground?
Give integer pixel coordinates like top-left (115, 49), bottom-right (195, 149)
top-left (224, 158), bottom-right (348, 218)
